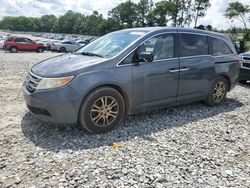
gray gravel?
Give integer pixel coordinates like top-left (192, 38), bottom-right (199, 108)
top-left (0, 50), bottom-right (249, 187)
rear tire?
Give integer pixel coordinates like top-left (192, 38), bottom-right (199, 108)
top-left (60, 47), bottom-right (66, 52)
top-left (204, 76), bottom-right (228, 106)
top-left (79, 87), bottom-right (125, 134)
top-left (10, 46), bottom-right (17, 53)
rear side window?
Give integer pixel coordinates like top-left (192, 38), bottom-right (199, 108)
top-left (6, 37), bottom-right (14, 42)
top-left (181, 34), bottom-right (208, 57)
top-left (62, 41), bottom-right (71, 44)
top-left (212, 38), bottom-right (232, 56)
top-left (15, 38), bottom-right (25, 42)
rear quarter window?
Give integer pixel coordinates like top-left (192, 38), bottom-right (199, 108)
top-left (62, 41), bottom-right (71, 44)
top-left (6, 37), bottom-right (14, 42)
top-left (211, 38), bottom-right (233, 56)
top-left (181, 33), bottom-right (209, 57)
top-left (15, 38), bottom-right (25, 43)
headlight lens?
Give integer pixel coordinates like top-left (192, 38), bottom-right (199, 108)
top-left (36, 76), bottom-right (74, 90)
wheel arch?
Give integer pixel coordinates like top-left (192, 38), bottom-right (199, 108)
top-left (10, 46), bottom-right (18, 50)
top-left (77, 83), bottom-right (130, 123)
top-left (219, 74), bottom-right (231, 91)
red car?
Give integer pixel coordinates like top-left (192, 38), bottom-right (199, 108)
top-left (4, 37), bottom-right (46, 53)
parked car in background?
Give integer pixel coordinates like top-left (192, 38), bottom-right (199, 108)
top-left (239, 52), bottom-right (250, 82)
top-left (77, 39), bottom-right (89, 47)
top-left (23, 28), bottom-right (240, 134)
top-left (0, 40), bottom-right (4, 49)
top-left (77, 37), bottom-right (97, 47)
top-left (32, 33), bottom-right (43, 37)
top-left (51, 40), bottom-right (81, 52)
top-left (4, 37), bottom-right (46, 53)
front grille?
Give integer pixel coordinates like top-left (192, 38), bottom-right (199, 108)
top-left (28, 105), bottom-right (51, 116)
top-left (242, 56), bottom-right (250, 61)
top-left (243, 63), bottom-right (250, 68)
top-left (241, 56), bottom-right (250, 69)
top-left (25, 72), bottom-right (41, 92)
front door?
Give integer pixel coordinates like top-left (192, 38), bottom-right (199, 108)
top-left (24, 38), bottom-right (35, 51)
top-left (132, 33), bottom-right (179, 111)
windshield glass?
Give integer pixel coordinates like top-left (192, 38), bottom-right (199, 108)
top-left (76, 31), bottom-right (147, 58)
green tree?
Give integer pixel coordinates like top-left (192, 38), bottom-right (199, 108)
top-left (150, 0), bottom-right (173, 26)
top-left (225, 1), bottom-right (250, 30)
top-left (195, 24), bottom-right (206, 30)
top-left (109, 0), bottom-right (137, 28)
top-left (206, 24), bottom-right (212, 31)
top-left (57, 10), bottom-right (82, 33)
top-left (150, 0), bottom-right (206, 27)
top-left (136, 0), bottom-right (151, 27)
top-left (39, 15), bottom-right (57, 32)
top-left (228, 27), bottom-right (238, 41)
top-left (193, 0), bottom-right (211, 28)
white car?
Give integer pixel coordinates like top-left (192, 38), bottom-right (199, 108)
top-left (239, 52), bottom-right (250, 82)
top-left (51, 40), bottom-right (81, 52)
top-left (0, 40), bottom-right (4, 49)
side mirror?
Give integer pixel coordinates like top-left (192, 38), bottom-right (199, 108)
top-left (138, 52), bottom-right (154, 62)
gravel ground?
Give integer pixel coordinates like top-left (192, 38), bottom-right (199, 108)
top-left (0, 49), bottom-right (249, 188)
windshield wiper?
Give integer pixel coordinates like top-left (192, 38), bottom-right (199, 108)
top-left (80, 52), bottom-right (104, 58)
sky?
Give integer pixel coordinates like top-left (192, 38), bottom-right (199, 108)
top-left (0, 0), bottom-right (249, 30)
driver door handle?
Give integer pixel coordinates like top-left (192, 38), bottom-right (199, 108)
top-left (180, 68), bottom-right (189, 72)
top-left (169, 69), bottom-right (179, 73)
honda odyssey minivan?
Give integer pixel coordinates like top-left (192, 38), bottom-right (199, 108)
top-left (23, 27), bottom-right (240, 133)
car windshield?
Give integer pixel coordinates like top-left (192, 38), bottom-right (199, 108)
top-left (75, 31), bottom-right (147, 58)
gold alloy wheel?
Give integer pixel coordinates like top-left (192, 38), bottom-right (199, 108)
top-left (213, 81), bottom-right (226, 102)
top-left (90, 96), bottom-right (119, 127)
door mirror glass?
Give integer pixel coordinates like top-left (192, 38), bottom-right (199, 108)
top-left (138, 52), bottom-right (154, 62)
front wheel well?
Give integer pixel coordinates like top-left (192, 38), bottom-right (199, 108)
top-left (79, 84), bottom-right (129, 116)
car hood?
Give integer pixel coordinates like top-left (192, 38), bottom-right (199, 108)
top-left (240, 52), bottom-right (250, 56)
top-left (32, 53), bottom-right (105, 77)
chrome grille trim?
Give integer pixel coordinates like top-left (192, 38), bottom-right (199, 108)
top-left (25, 72), bottom-right (41, 92)
top-left (241, 55), bottom-right (250, 70)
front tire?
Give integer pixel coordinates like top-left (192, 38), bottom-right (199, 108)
top-left (60, 47), bottom-right (66, 52)
top-left (10, 46), bottom-right (17, 53)
top-left (79, 87), bottom-right (125, 134)
top-left (204, 76), bottom-right (228, 106)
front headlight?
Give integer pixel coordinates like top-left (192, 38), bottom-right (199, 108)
top-left (36, 76), bottom-right (74, 90)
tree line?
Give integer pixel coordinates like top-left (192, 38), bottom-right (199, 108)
top-left (0, 0), bottom-right (249, 36)
top-left (0, 0), bottom-right (211, 36)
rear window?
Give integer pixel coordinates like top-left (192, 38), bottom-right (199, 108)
top-left (181, 34), bottom-right (209, 57)
top-left (212, 38), bottom-right (232, 56)
top-left (6, 37), bottom-right (14, 42)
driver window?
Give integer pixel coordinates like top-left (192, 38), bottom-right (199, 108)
top-left (138, 34), bottom-right (174, 62)
top-left (119, 33), bottom-right (174, 65)
top-left (25, 38), bottom-right (33, 43)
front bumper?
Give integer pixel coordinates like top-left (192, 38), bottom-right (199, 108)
top-left (23, 85), bottom-right (82, 124)
top-left (51, 45), bottom-right (59, 51)
top-left (239, 68), bottom-right (250, 81)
